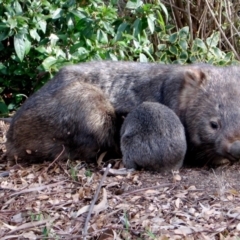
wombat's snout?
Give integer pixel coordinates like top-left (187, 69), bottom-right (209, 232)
top-left (228, 140), bottom-right (240, 160)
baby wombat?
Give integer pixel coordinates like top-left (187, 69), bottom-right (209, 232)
top-left (6, 82), bottom-right (117, 162)
top-left (121, 102), bottom-right (187, 171)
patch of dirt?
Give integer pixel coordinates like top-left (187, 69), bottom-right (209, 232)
top-left (1, 121), bottom-right (240, 239)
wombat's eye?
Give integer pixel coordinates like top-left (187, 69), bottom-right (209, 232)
top-left (210, 121), bottom-right (219, 130)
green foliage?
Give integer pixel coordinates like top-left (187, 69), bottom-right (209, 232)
top-left (69, 165), bottom-right (78, 181)
top-left (85, 169), bottom-right (92, 177)
top-left (0, 0), bottom-right (238, 113)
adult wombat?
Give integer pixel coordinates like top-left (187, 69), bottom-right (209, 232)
top-left (121, 102), bottom-right (187, 171)
top-left (39, 61), bottom-right (240, 166)
top-left (6, 81), bottom-right (117, 162)
top-left (6, 61), bottom-right (240, 166)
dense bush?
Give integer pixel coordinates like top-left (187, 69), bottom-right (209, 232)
top-left (0, 0), bottom-right (239, 115)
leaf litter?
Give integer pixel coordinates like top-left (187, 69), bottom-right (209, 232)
top-left (1, 121), bottom-right (240, 239)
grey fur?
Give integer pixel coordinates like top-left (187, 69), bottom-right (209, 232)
top-left (121, 102), bottom-right (187, 171)
top-left (6, 81), bottom-right (117, 162)
top-left (6, 61), bottom-right (240, 166)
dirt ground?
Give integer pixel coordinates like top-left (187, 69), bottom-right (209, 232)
top-left (1, 121), bottom-right (240, 240)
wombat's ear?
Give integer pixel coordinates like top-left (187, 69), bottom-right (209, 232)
top-left (179, 68), bottom-right (206, 111)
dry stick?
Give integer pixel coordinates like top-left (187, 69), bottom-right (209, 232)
top-left (197, 6), bottom-right (207, 39)
top-left (204, 0), bottom-right (240, 61)
top-left (187, 0), bottom-right (193, 45)
top-left (225, 0), bottom-right (233, 46)
top-left (223, 0), bottom-right (240, 37)
top-left (169, 0), bottom-right (179, 31)
top-left (121, 183), bottom-right (174, 196)
top-left (218, 0), bottom-right (222, 49)
top-left (83, 163), bottom-right (111, 240)
top-left (161, 0), bottom-right (199, 22)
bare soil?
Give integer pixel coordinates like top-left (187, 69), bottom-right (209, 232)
top-left (1, 121), bottom-right (240, 240)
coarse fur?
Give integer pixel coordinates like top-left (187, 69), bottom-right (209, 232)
top-left (6, 61), bottom-right (240, 166)
top-left (48, 61), bottom-right (240, 166)
top-left (121, 102), bottom-right (187, 171)
top-left (6, 82), bottom-right (117, 162)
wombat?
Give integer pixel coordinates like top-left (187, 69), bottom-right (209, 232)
top-left (121, 102), bottom-right (187, 171)
top-left (39, 61), bottom-right (240, 166)
top-left (6, 81), bottom-right (117, 162)
top-left (6, 61), bottom-right (240, 166)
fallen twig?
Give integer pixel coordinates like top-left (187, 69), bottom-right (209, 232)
top-left (83, 163), bottom-right (111, 240)
top-left (10, 180), bottom-right (66, 197)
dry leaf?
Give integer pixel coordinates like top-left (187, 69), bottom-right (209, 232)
top-left (74, 188), bottom-right (108, 217)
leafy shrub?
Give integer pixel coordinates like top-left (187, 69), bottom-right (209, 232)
top-left (0, 0), bottom-right (238, 115)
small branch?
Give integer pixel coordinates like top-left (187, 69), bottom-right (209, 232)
top-left (187, 0), bottom-right (193, 45)
top-left (169, 0), bottom-right (180, 31)
top-left (204, 0), bottom-right (240, 61)
top-left (83, 164), bottom-right (111, 240)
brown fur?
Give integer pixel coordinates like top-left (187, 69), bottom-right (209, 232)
top-left (6, 82), bottom-right (117, 162)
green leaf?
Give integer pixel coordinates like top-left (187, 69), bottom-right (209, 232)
top-left (0, 31), bottom-right (9, 41)
top-left (72, 47), bottom-right (89, 58)
top-left (210, 47), bottom-right (223, 58)
top-left (0, 63), bottom-right (7, 74)
top-left (206, 31), bottom-right (220, 48)
top-left (169, 32), bottom-right (178, 43)
top-left (49, 33), bottom-right (59, 46)
top-left (14, 33), bottom-right (26, 61)
top-left (35, 46), bottom-right (47, 54)
top-left (193, 38), bottom-right (206, 50)
top-left (25, 38), bottom-right (31, 54)
top-left (189, 55), bottom-right (198, 63)
top-left (147, 14), bottom-right (155, 34)
top-left (38, 20), bottom-right (47, 33)
top-left (52, 8), bottom-right (62, 19)
top-left (157, 44), bottom-right (166, 50)
top-left (179, 51), bottom-right (188, 60)
top-left (8, 18), bottom-right (18, 29)
top-left (126, 0), bottom-right (143, 10)
top-left (178, 39), bottom-right (188, 50)
top-left (115, 22), bottom-right (128, 41)
top-left (156, 10), bottom-right (165, 32)
top-left (133, 19), bottom-right (141, 38)
top-left (0, 24), bottom-right (8, 30)
top-left (224, 52), bottom-right (234, 61)
top-left (30, 29), bottom-right (40, 41)
top-left (70, 10), bottom-right (86, 19)
top-left (160, 52), bottom-right (169, 63)
top-left (169, 45), bottom-right (178, 55)
top-left (0, 42), bottom-right (3, 51)
top-left (42, 56), bottom-right (57, 71)
top-left (159, 2), bottom-right (168, 22)
top-left (97, 30), bottom-right (108, 44)
top-left (139, 53), bottom-right (148, 62)
top-left (0, 102), bottom-right (9, 114)
top-left (109, 53), bottom-right (118, 61)
top-left (179, 26), bottom-right (189, 39)
top-left (13, 1), bottom-right (23, 14)
top-left (143, 47), bottom-right (154, 61)
top-left (173, 59), bottom-right (185, 64)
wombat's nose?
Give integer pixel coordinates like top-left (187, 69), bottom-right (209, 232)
top-left (229, 141), bottom-right (240, 160)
